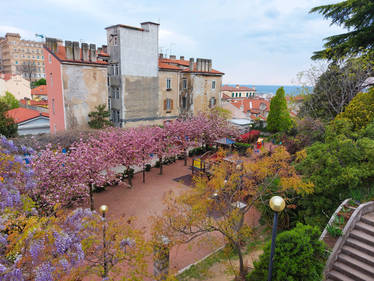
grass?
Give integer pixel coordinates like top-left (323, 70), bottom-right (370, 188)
top-left (176, 226), bottom-right (271, 281)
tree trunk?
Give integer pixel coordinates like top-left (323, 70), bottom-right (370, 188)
top-left (127, 166), bottom-right (132, 187)
top-left (89, 183), bottom-right (94, 211)
top-left (236, 242), bottom-right (246, 280)
top-left (159, 156), bottom-right (163, 175)
top-left (184, 149), bottom-right (187, 166)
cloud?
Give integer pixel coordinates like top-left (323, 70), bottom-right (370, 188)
top-left (0, 25), bottom-right (34, 40)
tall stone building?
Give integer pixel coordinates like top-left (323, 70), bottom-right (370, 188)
top-left (0, 33), bottom-right (45, 80)
top-left (105, 22), bottom-right (160, 127)
top-left (158, 56), bottom-right (223, 117)
top-left (43, 38), bottom-right (108, 133)
top-left (105, 22), bottom-right (224, 127)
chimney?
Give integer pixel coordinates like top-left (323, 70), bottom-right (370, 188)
top-left (170, 55), bottom-right (176, 60)
top-left (65, 41), bottom-right (73, 60)
top-left (81, 43), bottom-right (89, 61)
top-left (89, 44), bottom-right (96, 62)
top-left (159, 53), bottom-right (163, 59)
top-left (208, 59), bottom-right (212, 72)
top-left (73, 41), bottom-right (80, 61)
top-left (189, 58), bottom-right (194, 71)
top-left (98, 47), bottom-right (102, 54)
top-left (203, 59), bottom-right (208, 72)
top-left (102, 45), bottom-right (107, 53)
top-left (180, 56), bottom-right (184, 60)
top-left (196, 58), bottom-right (202, 71)
top-left (236, 85), bottom-right (240, 89)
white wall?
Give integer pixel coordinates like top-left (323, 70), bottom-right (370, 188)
top-left (18, 117), bottom-right (50, 135)
top-left (0, 75), bottom-right (31, 100)
top-left (119, 23), bottom-right (159, 77)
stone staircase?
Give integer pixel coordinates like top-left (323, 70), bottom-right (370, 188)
top-left (325, 202), bottom-right (374, 281)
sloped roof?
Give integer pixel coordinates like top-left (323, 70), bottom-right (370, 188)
top-left (158, 58), bottom-right (223, 75)
top-left (6, 107), bottom-right (49, 124)
top-left (31, 85), bottom-right (47, 96)
top-left (46, 46), bottom-right (108, 65)
top-left (222, 85), bottom-right (256, 92)
top-left (20, 99), bottom-right (48, 107)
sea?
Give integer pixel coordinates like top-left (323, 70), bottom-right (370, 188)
top-left (227, 84), bottom-right (313, 96)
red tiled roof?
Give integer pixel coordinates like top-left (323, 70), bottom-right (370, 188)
top-left (158, 58), bottom-right (224, 75)
top-left (20, 99), bottom-right (48, 106)
top-left (158, 62), bottom-right (182, 70)
top-left (222, 85), bottom-right (256, 92)
top-left (31, 85), bottom-right (47, 96)
top-left (230, 98), bottom-right (270, 116)
top-left (6, 107), bottom-right (49, 124)
top-left (98, 52), bottom-right (110, 57)
top-left (47, 46), bottom-right (108, 65)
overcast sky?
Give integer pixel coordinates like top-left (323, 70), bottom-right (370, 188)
top-left (0, 0), bottom-right (344, 85)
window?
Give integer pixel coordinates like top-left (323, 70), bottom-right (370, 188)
top-left (235, 93), bottom-right (238, 97)
top-left (183, 79), bottom-right (187, 89)
top-left (113, 64), bottom-right (119, 76)
top-left (49, 73), bottom-right (53, 86)
top-left (166, 78), bottom-right (171, 90)
top-left (164, 98), bottom-right (173, 111)
top-left (37, 56), bottom-right (39, 59)
top-left (108, 97), bottom-right (111, 111)
top-left (232, 93), bottom-right (235, 97)
top-left (42, 56), bottom-right (44, 59)
top-left (113, 87), bottom-right (120, 99)
top-left (209, 97), bottom-right (217, 108)
top-left (52, 98), bottom-right (55, 114)
top-left (246, 92), bottom-right (249, 97)
top-left (239, 93), bottom-right (242, 97)
top-left (212, 80), bottom-right (216, 89)
top-left (48, 54), bottom-right (52, 64)
top-left (15, 61), bottom-right (18, 64)
top-left (182, 96), bottom-right (187, 109)
top-left (116, 110), bottom-right (120, 123)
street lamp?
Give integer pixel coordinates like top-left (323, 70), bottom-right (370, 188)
top-left (100, 205), bottom-right (108, 278)
top-left (267, 196), bottom-right (285, 281)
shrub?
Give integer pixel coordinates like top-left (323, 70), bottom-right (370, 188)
top-left (326, 225), bottom-right (343, 238)
top-left (247, 223), bottom-right (327, 281)
top-left (145, 164), bottom-right (151, 171)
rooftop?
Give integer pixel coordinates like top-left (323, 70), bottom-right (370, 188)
top-left (158, 57), bottom-right (224, 75)
top-left (31, 85), bottom-right (47, 96)
top-left (6, 107), bottom-right (49, 124)
top-left (222, 85), bottom-right (256, 92)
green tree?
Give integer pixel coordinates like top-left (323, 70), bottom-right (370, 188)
top-left (267, 87), bottom-right (292, 133)
top-left (247, 223), bottom-right (327, 281)
top-left (0, 101), bottom-right (17, 137)
top-left (336, 88), bottom-right (374, 130)
top-left (299, 54), bottom-right (374, 120)
top-left (31, 78), bottom-right (46, 88)
top-left (310, 0), bottom-right (374, 60)
top-left (295, 119), bottom-right (374, 228)
top-left (88, 104), bottom-right (112, 129)
top-left (0, 91), bottom-right (19, 109)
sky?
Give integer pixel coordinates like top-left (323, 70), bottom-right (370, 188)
top-left (0, 0), bottom-right (344, 85)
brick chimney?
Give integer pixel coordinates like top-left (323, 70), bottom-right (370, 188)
top-left (170, 55), bottom-right (176, 59)
top-left (65, 41), bottom-right (73, 60)
top-left (102, 45), bottom-right (107, 53)
top-left (81, 43), bottom-right (89, 61)
top-left (208, 59), bottom-right (212, 72)
top-left (89, 44), bottom-right (96, 62)
top-left (196, 58), bottom-right (202, 71)
top-left (73, 41), bottom-right (80, 61)
top-left (180, 56), bottom-right (184, 60)
top-left (159, 53), bottom-right (163, 59)
top-left (189, 58), bottom-right (194, 71)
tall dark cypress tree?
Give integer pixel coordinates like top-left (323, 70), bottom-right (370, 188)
top-left (267, 87), bottom-right (292, 133)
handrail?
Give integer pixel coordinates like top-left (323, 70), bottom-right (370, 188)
top-left (323, 201), bottom-right (374, 278)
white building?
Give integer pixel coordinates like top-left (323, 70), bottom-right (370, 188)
top-left (0, 73), bottom-right (31, 100)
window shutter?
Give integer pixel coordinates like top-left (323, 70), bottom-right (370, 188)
top-left (171, 99), bottom-right (173, 109)
top-left (164, 99), bottom-right (167, 110)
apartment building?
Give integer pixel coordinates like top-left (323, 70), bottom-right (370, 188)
top-left (0, 33), bottom-right (45, 80)
top-left (44, 38), bottom-right (108, 133)
top-left (221, 85), bottom-right (256, 100)
top-left (159, 56), bottom-right (223, 117)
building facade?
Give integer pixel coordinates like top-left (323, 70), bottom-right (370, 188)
top-left (105, 22), bottom-right (160, 127)
top-left (159, 56), bottom-right (223, 117)
top-left (0, 73), bottom-right (31, 100)
top-left (221, 85), bottom-right (256, 100)
top-left (0, 33), bottom-right (45, 80)
top-left (44, 38), bottom-right (108, 133)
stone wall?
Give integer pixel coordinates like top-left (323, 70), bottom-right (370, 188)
top-left (62, 64), bottom-right (108, 130)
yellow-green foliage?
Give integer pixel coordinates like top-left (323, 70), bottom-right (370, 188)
top-left (337, 88), bottom-right (374, 130)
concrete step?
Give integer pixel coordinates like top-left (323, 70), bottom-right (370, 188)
top-left (341, 245), bottom-right (374, 266)
top-left (338, 253), bottom-right (374, 276)
top-left (333, 261), bottom-right (374, 281)
top-left (362, 213), bottom-right (374, 227)
top-left (328, 269), bottom-right (356, 281)
top-left (346, 237), bottom-right (374, 256)
top-left (350, 229), bottom-right (374, 247)
top-left (355, 221), bottom-right (374, 236)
